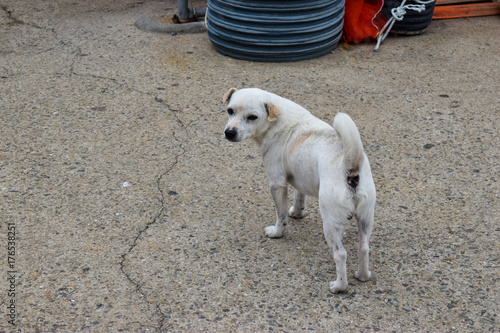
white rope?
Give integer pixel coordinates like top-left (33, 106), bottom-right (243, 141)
top-left (374, 0), bottom-right (435, 51)
top-left (204, 8), bottom-right (208, 29)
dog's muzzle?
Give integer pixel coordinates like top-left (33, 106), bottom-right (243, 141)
top-left (224, 128), bottom-right (238, 142)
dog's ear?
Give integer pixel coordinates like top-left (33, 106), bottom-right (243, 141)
top-left (265, 102), bottom-right (280, 121)
top-left (223, 88), bottom-right (238, 103)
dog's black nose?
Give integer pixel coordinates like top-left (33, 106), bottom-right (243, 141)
top-left (224, 128), bottom-right (237, 141)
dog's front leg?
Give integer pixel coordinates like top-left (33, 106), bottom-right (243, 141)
top-left (265, 184), bottom-right (288, 238)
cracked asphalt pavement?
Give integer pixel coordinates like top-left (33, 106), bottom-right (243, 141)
top-left (1, 0), bottom-right (499, 331)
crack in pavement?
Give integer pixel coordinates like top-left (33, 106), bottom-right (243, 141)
top-left (2, 5), bottom-right (26, 26)
top-left (69, 64), bottom-right (188, 329)
top-left (2, 6), bottom-right (187, 324)
top-left (1, 5), bottom-right (43, 29)
top-left (118, 99), bottom-right (186, 330)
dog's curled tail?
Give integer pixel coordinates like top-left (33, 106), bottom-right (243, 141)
top-left (333, 113), bottom-right (365, 186)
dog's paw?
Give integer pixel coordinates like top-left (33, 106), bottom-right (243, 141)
top-left (265, 226), bottom-right (285, 238)
top-left (288, 206), bottom-right (305, 219)
top-left (355, 270), bottom-right (371, 282)
top-left (329, 280), bottom-right (348, 293)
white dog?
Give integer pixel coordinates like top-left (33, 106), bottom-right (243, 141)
top-left (223, 88), bottom-right (376, 293)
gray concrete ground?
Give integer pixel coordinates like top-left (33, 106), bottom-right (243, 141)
top-left (1, 0), bottom-right (499, 331)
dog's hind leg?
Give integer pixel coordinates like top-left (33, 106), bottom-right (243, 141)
top-left (289, 189), bottom-right (306, 219)
top-left (354, 200), bottom-right (374, 282)
top-left (265, 184), bottom-right (288, 238)
top-left (323, 219), bottom-right (348, 293)
top-left (319, 192), bottom-right (353, 293)
top-left (354, 168), bottom-right (376, 282)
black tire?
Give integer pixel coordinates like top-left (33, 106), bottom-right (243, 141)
top-left (381, 0), bottom-right (435, 35)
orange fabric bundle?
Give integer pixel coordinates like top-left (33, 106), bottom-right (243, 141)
top-left (343, 0), bottom-right (388, 43)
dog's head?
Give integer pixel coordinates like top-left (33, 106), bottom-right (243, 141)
top-left (223, 88), bottom-right (280, 142)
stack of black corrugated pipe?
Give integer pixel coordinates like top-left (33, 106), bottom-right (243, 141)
top-left (206, 0), bottom-right (345, 62)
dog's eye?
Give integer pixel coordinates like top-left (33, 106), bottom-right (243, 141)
top-left (247, 115), bottom-right (258, 121)
top-left (227, 108), bottom-right (234, 116)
